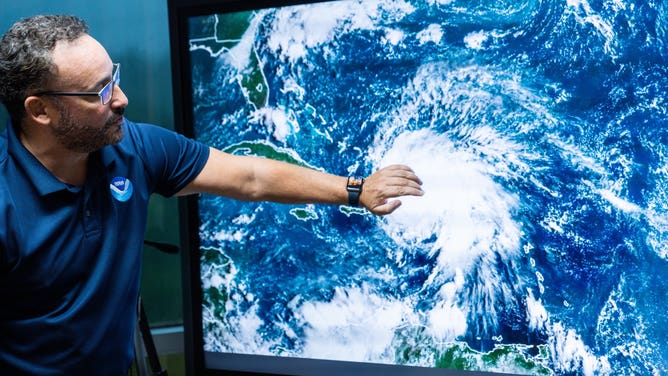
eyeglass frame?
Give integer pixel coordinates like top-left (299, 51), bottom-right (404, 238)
top-left (32, 63), bottom-right (120, 106)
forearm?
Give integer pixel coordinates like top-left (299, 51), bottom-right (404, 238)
top-left (238, 156), bottom-right (348, 204)
top-left (178, 148), bottom-right (347, 204)
top-left (178, 147), bottom-right (424, 215)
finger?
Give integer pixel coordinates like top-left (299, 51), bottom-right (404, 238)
top-left (371, 179), bottom-right (424, 197)
top-left (375, 166), bottom-right (423, 185)
top-left (383, 164), bottom-right (415, 172)
top-left (382, 177), bottom-right (424, 191)
top-left (370, 199), bottom-right (402, 215)
top-left (385, 186), bottom-right (424, 199)
top-left (367, 171), bottom-right (422, 187)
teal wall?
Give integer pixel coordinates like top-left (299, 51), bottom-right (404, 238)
top-left (1, 0), bottom-right (183, 326)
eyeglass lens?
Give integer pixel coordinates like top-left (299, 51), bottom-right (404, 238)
top-left (101, 65), bottom-right (120, 105)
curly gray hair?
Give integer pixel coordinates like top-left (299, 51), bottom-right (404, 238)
top-left (0, 15), bottom-right (88, 126)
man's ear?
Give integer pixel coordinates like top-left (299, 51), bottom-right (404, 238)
top-left (24, 96), bottom-right (55, 126)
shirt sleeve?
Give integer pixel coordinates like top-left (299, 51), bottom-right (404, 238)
top-left (125, 121), bottom-right (210, 197)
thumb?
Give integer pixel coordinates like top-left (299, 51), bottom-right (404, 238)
top-left (368, 199), bottom-right (402, 215)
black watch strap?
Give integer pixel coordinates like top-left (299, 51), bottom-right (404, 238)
top-left (346, 176), bottom-right (364, 207)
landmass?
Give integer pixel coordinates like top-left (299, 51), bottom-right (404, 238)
top-left (189, 13), bottom-right (269, 109)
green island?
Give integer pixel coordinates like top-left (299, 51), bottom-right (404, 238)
top-left (223, 140), bottom-right (313, 168)
top-left (339, 206), bottom-right (367, 216)
top-left (290, 207), bottom-right (319, 221)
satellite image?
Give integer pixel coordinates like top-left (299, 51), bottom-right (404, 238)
top-left (188, 0), bottom-right (668, 374)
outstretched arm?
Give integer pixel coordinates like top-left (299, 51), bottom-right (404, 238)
top-left (176, 147), bottom-right (423, 215)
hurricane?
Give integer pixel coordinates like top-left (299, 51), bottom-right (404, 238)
top-left (188, 0), bottom-right (668, 374)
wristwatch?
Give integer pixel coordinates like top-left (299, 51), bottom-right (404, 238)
top-left (346, 176), bottom-right (365, 207)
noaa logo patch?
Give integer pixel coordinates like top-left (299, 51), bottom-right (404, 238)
top-left (110, 176), bottom-right (133, 202)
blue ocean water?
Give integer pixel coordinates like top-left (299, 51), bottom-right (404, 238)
top-left (189, 0), bottom-right (668, 374)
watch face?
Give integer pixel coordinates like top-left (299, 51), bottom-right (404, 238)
top-left (348, 177), bottom-right (363, 188)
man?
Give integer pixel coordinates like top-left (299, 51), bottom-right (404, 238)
top-left (0, 15), bottom-right (423, 375)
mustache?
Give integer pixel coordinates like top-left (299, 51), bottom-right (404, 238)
top-left (106, 107), bottom-right (126, 125)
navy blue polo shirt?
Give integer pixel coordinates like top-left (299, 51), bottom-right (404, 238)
top-left (0, 119), bottom-right (209, 375)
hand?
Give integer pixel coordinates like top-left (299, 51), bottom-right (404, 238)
top-left (359, 164), bottom-right (424, 215)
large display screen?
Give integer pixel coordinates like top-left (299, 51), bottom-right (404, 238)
top-left (168, 0), bottom-right (668, 374)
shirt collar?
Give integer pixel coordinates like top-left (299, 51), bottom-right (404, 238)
top-left (6, 120), bottom-right (114, 196)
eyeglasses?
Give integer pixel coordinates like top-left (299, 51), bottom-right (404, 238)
top-left (33, 63), bottom-right (120, 105)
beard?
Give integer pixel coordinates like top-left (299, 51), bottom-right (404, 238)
top-left (52, 105), bottom-right (125, 153)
